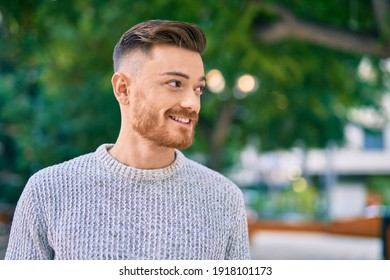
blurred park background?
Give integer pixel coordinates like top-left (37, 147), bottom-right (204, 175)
top-left (1, 0), bottom-right (390, 259)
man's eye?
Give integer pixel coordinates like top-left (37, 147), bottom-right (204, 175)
top-left (168, 81), bottom-right (181, 88)
top-left (195, 85), bottom-right (205, 94)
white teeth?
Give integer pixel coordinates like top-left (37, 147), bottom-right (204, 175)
top-left (171, 116), bottom-right (190, 124)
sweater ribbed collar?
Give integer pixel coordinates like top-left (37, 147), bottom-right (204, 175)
top-left (95, 144), bottom-right (186, 181)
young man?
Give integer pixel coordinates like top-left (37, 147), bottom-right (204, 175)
top-left (5, 20), bottom-right (250, 260)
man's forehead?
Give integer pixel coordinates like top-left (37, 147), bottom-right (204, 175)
top-left (150, 44), bottom-right (202, 59)
top-left (147, 46), bottom-right (203, 72)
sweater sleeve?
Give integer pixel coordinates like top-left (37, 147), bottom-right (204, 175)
top-left (5, 176), bottom-right (54, 260)
top-left (225, 190), bottom-right (251, 260)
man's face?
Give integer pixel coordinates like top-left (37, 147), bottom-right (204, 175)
top-left (128, 44), bottom-right (205, 150)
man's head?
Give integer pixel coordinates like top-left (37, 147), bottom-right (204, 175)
top-left (113, 19), bottom-right (206, 72)
top-left (111, 20), bottom-right (207, 150)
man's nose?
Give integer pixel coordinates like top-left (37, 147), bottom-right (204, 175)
top-left (180, 90), bottom-right (201, 113)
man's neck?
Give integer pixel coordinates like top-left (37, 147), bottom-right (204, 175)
top-left (108, 134), bottom-right (176, 170)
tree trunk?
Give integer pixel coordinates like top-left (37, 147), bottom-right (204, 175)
top-left (210, 99), bottom-right (235, 171)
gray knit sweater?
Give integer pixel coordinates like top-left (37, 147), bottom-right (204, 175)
top-left (5, 144), bottom-right (250, 260)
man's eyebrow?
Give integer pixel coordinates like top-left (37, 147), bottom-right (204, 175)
top-left (161, 71), bottom-right (206, 82)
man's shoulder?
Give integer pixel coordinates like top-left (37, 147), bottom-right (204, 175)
top-left (28, 151), bottom-right (96, 185)
top-left (184, 157), bottom-right (240, 192)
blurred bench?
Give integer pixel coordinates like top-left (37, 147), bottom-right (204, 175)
top-left (248, 216), bottom-right (390, 259)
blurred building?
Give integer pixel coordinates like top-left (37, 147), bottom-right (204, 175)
top-left (230, 93), bottom-right (390, 221)
top-left (308, 94), bottom-right (390, 220)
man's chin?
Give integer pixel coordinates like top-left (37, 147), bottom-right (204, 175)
top-left (161, 138), bottom-right (193, 150)
top-left (173, 142), bottom-right (193, 150)
top-left (161, 130), bottom-right (195, 150)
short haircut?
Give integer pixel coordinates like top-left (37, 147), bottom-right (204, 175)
top-left (113, 19), bottom-right (207, 72)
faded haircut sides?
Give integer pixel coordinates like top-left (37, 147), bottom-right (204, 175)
top-left (113, 19), bottom-right (207, 72)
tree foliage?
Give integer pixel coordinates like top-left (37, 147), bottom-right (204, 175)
top-left (0, 0), bottom-right (389, 202)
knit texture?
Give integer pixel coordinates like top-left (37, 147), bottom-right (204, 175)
top-left (6, 144), bottom-right (250, 260)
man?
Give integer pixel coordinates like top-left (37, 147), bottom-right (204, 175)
top-left (5, 20), bottom-right (250, 260)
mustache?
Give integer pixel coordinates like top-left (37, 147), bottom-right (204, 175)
top-left (166, 108), bottom-right (199, 122)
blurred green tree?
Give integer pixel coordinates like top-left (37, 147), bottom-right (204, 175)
top-left (0, 0), bottom-right (389, 202)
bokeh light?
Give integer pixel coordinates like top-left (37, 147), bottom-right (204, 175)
top-left (206, 69), bottom-right (225, 93)
top-left (237, 74), bottom-right (256, 93)
top-left (292, 177), bottom-right (308, 193)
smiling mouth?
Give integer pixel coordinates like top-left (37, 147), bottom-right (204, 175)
top-left (169, 115), bottom-right (191, 125)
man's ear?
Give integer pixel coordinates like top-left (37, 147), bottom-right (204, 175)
top-left (111, 72), bottom-right (130, 105)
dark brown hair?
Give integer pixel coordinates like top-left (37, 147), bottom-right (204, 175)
top-left (113, 20), bottom-right (206, 71)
